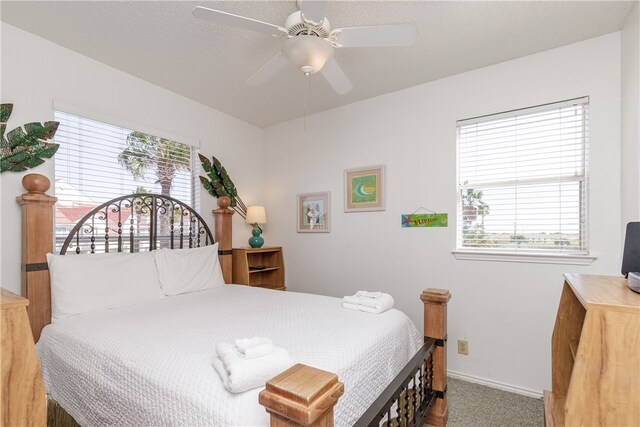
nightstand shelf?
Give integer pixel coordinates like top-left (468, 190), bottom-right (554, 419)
top-left (249, 267), bottom-right (280, 273)
top-left (232, 247), bottom-right (285, 291)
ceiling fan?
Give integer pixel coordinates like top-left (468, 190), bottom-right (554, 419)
top-left (192, 0), bottom-right (418, 95)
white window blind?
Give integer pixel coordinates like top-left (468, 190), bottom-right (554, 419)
top-left (456, 97), bottom-right (589, 253)
top-left (54, 110), bottom-right (199, 251)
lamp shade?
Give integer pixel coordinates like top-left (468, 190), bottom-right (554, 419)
top-left (246, 206), bottom-right (267, 224)
top-left (282, 35), bottom-right (334, 74)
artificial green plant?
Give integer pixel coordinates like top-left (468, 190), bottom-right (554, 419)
top-left (199, 153), bottom-right (247, 219)
top-left (0, 103), bottom-right (60, 173)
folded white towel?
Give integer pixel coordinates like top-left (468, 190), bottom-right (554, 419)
top-left (342, 301), bottom-right (392, 314)
top-left (235, 337), bottom-right (275, 359)
top-left (343, 292), bottom-right (394, 310)
top-left (342, 292), bottom-right (394, 314)
top-left (213, 342), bottom-right (293, 393)
top-left (356, 290), bottom-right (383, 299)
top-left (343, 295), bottom-right (363, 305)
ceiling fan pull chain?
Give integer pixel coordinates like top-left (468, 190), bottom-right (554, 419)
top-left (303, 72), bottom-right (311, 132)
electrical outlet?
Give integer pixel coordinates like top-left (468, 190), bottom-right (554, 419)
top-left (457, 339), bottom-right (469, 355)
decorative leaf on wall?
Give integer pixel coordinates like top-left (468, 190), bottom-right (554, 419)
top-left (199, 153), bottom-right (247, 218)
top-left (1, 104), bottom-right (13, 124)
top-left (0, 103), bottom-right (60, 173)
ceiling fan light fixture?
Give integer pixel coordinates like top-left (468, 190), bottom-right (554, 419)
top-left (282, 35), bottom-right (334, 75)
top-left (300, 65), bottom-right (314, 75)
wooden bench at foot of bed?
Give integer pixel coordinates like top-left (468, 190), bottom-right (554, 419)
top-left (18, 174), bottom-right (450, 427)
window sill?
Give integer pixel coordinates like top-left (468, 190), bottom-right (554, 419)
top-left (451, 250), bottom-right (597, 265)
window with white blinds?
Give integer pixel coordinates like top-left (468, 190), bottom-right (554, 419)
top-left (456, 97), bottom-right (589, 253)
top-left (54, 110), bottom-right (199, 251)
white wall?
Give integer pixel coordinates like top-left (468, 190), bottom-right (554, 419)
top-left (621, 3), bottom-right (640, 232)
top-left (262, 33), bottom-right (622, 395)
top-left (0, 24), bottom-right (264, 294)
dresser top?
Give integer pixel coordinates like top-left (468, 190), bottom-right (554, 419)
top-left (564, 274), bottom-right (640, 313)
top-left (0, 288), bottom-right (28, 309)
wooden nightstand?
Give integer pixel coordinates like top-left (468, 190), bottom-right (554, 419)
top-left (1, 288), bottom-right (46, 426)
top-left (232, 247), bottom-right (285, 291)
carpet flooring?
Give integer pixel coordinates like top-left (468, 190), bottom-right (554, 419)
top-left (447, 377), bottom-right (544, 426)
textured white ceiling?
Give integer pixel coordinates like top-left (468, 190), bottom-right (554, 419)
top-left (1, 1), bottom-right (635, 128)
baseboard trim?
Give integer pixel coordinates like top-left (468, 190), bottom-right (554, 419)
top-left (447, 370), bottom-right (543, 399)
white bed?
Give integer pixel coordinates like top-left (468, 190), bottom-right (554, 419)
top-left (37, 285), bottom-right (422, 427)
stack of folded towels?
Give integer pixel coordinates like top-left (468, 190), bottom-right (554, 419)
top-left (342, 290), bottom-right (395, 314)
top-left (213, 337), bottom-right (293, 393)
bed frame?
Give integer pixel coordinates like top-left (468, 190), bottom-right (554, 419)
top-left (17, 173), bottom-right (451, 427)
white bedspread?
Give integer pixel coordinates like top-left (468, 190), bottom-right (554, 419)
top-left (37, 285), bottom-right (422, 427)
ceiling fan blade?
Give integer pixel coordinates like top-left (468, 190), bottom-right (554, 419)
top-left (192, 6), bottom-right (287, 37)
top-left (332, 23), bottom-right (418, 48)
top-left (246, 54), bottom-right (288, 86)
top-left (320, 58), bottom-right (353, 95)
top-left (299, 0), bottom-right (329, 26)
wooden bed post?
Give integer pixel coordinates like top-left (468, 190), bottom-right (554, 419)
top-left (421, 288), bottom-right (451, 427)
top-left (212, 196), bottom-right (234, 284)
top-left (259, 364), bottom-right (344, 427)
top-left (16, 174), bottom-right (57, 342)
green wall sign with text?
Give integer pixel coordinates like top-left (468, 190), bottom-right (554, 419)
top-left (401, 213), bottom-right (448, 228)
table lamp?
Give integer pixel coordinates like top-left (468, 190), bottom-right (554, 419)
top-left (246, 206), bottom-right (266, 248)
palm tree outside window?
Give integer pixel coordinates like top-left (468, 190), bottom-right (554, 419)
top-left (118, 131), bottom-right (191, 199)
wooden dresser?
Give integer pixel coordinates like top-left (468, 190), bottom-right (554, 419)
top-left (0, 288), bottom-right (46, 426)
top-left (232, 247), bottom-right (285, 290)
top-left (544, 274), bottom-right (640, 426)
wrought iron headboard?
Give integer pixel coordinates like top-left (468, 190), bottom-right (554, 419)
top-left (59, 194), bottom-right (214, 255)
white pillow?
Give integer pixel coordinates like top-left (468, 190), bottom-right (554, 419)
top-left (153, 243), bottom-right (225, 296)
top-left (47, 251), bottom-right (164, 322)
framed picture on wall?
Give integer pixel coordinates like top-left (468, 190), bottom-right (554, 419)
top-left (344, 165), bottom-right (385, 212)
top-left (297, 192), bottom-right (331, 233)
